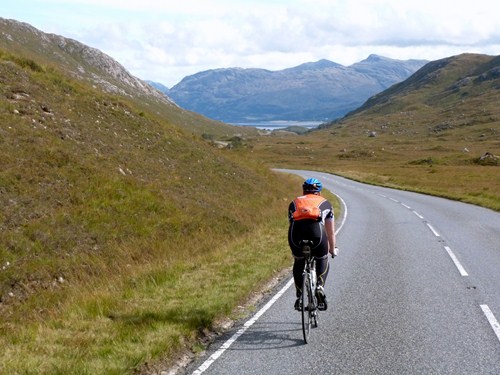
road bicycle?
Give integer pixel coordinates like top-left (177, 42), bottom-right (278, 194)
top-left (299, 240), bottom-right (319, 344)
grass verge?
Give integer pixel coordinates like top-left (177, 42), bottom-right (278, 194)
top-left (0, 216), bottom-right (292, 374)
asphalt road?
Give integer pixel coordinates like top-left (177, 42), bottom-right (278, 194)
top-left (181, 170), bottom-right (500, 375)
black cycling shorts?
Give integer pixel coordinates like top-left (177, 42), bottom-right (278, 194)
top-left (288, 219), bottom-right (329, 259)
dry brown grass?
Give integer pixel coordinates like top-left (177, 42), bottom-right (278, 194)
top-left (242, 79), bottom-right (500, 211)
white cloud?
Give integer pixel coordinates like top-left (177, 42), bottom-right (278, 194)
top-left (2, 0), bottom-right (500, 87)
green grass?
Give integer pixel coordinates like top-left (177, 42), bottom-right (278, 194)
top-left (0, 50), bottom-right (299, 373)
top-left (1, 217), bottom-right (292, 374)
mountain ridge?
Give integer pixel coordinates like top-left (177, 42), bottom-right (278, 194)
top-left (164, 55), bottom-right (428, 123)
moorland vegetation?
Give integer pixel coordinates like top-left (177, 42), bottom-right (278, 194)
top-left (1, 22), bottom-right (498, 374)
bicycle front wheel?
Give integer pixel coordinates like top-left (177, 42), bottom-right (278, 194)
top-left (301, 272), bottom-right (312, 343)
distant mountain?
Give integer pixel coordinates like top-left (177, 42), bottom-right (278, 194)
top-left (146, 80), bottom-right (170, 95)
top-left (166, 55), bottom-right (428, 123)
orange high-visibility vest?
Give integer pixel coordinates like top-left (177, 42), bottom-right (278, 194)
top-left (292, 194), bottom-right (326, 221)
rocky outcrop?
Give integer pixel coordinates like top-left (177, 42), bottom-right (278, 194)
top-left (0, 18), bottom-right (174, 106)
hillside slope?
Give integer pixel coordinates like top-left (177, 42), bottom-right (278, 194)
top-left (0, 17), bottom-right (255, 137)
top-left (0, 47), bottom-right (289, 307)
top-left (347, 53), bottom-right (500, 117)
top-left (0, 43), bottom-right (296, 374)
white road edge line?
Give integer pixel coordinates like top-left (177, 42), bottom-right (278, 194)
top-left (426, 223), bottom-right (441, 237)
top-left (480, 305), bottom-right (500, 344)
top-left (401, 203), bottom-right (411, 209)
top-left (333, 192), bottom-right (347, 235)
top-left (444, 246), bottom-right (469, 276)
top-left (191, 278), bottom-right (294, 375)
top-left (191, 188), bottom-right (348, 374)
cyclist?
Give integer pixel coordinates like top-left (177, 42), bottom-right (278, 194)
top-left (288, 178), bottom-right (337, 311)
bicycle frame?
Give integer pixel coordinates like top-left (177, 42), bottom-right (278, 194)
top-left (300, 241), bottom-right (319, 344)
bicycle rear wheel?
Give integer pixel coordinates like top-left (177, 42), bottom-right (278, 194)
top-left (301, 272), bottom-right (312, 343)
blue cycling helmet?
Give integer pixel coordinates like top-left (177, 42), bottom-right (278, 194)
top-left (302, 178), bottom-right (322, 193)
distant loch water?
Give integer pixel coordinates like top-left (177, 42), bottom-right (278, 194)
top-left (231, 120), bottom-right (323, 130)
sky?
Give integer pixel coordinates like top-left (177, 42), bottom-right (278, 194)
top-left (1, 0), bottom-right (500, 87)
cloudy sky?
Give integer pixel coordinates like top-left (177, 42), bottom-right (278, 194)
top-left (2, 0), bottom-right (500, 87)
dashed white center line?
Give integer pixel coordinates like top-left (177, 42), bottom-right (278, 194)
top-left (480, 305), bottom-right (500, 344)
top-left (356, 184), bottom-right (500, 349)
top-left (413, 211), bottom-right (424, 219)
top-left (384, 195), bottom-right (500, 344)
top-left (426, 223), bottom-right (441, 237)
top-left (291, 172), bottom-right (500, 352)
top-left (444, 246), bottom-right (469, 276)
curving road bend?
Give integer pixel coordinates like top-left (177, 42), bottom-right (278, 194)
top-left (181, 170), bottom-right (500, 375)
